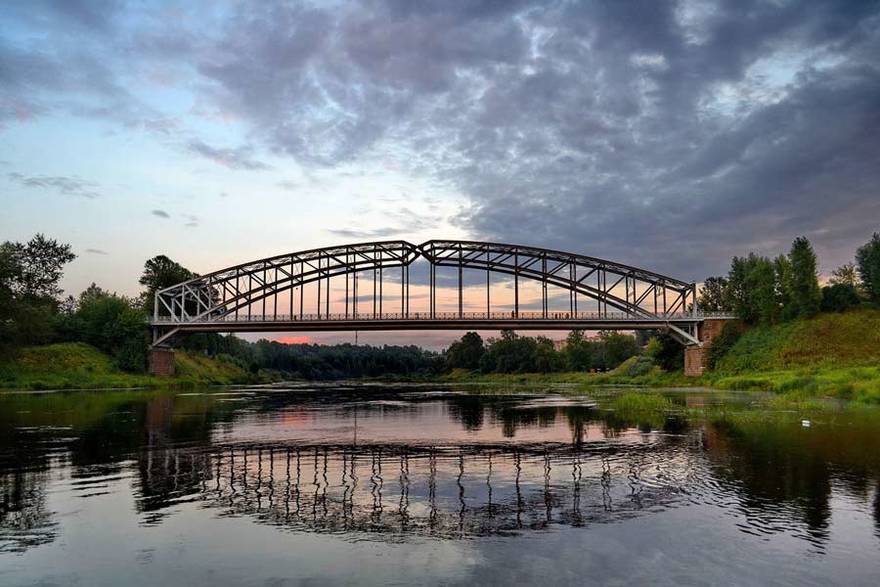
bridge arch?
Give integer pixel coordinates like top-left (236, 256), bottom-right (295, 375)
top-left (151, 239), bottom-right (706, 348)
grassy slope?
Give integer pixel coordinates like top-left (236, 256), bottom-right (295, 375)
top-left (0, 342), bottom-right (255, 390)
top-left (440, 310), bottom-right (880, 403)
top-left (706, 309), bottom-right (880, 402)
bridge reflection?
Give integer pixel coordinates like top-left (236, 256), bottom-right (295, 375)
top-left (137, 441), bottom-right (691, 538)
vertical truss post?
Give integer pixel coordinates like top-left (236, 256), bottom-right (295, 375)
top-left (542, 255), bottom-right (547, 318)
top-left (405, 264), bottom-right (410, 318)
top-left (662, 283), bottom-right (667, 317)
top-left (692, 283), bottom-right (698, 316)
top-left (317, 257), bottom-right (322, 319)
top-left (345, 253), bottom-right (349, 319)
top-left (514, 251), bottom-right (519, 318)
top-left (458, 246), bottom-right (463, 319)
top-left (373, 266), bottom-right (377, 319)
top-left (486, 250), bottom-right (490, 316)
top-left (248, 274), bottom-right (252, 320)
top-left (262, 266), bottom-right (267, 318)
top-left (400, 264), bottom-right (404, 316)
top-left (289, 259), bottom-right (294, 318)
top-left (273, 268), bottom-right (278, 320)
top-left (379, 265), bottom-right (383, 318)
top-left (353, 267), bottom-right (358, 318)
top-left (325, 261), bottom-right (330, 318)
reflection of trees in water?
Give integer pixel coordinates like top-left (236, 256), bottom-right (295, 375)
top-left (0, 468), bottom-right (57, 553)
top-left (705, 420), bottom-right (835, 548)
top-left (134, 442), bottom-right (694, 539)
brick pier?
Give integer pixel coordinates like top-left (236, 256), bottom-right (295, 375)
top-left (148, 348), bottom-right (176, 377)
top-left (684, 319), bottom-right (734, 377)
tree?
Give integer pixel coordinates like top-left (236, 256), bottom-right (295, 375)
top-left (0, 235), bottom-right (75, 349)
top-left (788, 236), bottom-right (821, 318)
top-left (564, 330), bottom-right (593, 371)
top-left (698, 276), bottom-right (730, 312)
top-left (57, 286), bottom-right (149, 372)
top-left (138, 255), bottom-right (197, 311)
top-left (820, 284), bottom-right (861, 313)
top-left (2, 234), bottom-right (76, 300)
top-left (830, 262), bottom-right (860, 289)
top-left (646, 332), bottom-right (684, 372)
top-left (445, 332), bottom-right (484, 370)
top-left (594, 331), bottom-right (639, 370)
top-left (773, 254), bottom-right (795, 321)
top-left (856, 232), bottom-right (880, 303)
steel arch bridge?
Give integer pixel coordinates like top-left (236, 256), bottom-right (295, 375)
top-left (151, 239), bottom-right (731, 348)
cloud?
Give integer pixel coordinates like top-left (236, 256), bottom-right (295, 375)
top-left (4, 1), bottom-right (880, 280)
top-left (8, 172), bottom-right (100, 198)
top-left (326, 227), bottom-right (407, 239)
top-left (84, 248), bottom-right (108, 255)
top-left (151, 209), bottom-right (170, 219)
top-left (182, 213), bottom-right (199, 228)
top-left (186, 139), bottom-right (269, 171)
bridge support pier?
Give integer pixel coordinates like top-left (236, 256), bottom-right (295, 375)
top-left (149, 347), bottom-right (176, 377)
top-left (684, 319), bottom-right (737, 377)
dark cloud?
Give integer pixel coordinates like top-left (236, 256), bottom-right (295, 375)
top-left (186, 139), bottom-right (270, 171)
top-left (84, 248), bottom-right (108, 255)
top-left (8, 172), bottom-right (100, 198)
top-left (4, 0), bottom-right (879, 279)
top-left (151, 209), bottom-right (170, 219)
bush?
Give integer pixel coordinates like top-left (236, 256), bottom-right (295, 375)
top-left (820, 283), bottom-right (861, 312)
top-left (708, 322), bottom-right (743, 369)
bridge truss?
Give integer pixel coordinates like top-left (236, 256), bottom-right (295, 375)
top-left (151, 240), bottom-right (721, 347)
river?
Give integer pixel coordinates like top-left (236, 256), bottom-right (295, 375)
top-left (1, 384), bottom-right (879, 585)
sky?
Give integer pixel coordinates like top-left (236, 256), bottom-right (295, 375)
top-left (2, 0), bottom-right (879, 347)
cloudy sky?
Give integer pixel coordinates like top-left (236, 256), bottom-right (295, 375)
top-left (2, 0), bottom-right (879, 344)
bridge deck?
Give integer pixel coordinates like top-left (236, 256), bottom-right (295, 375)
top-left (151, 311), bottom-right (734, 334)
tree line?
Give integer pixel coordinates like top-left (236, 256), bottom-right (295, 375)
top-left (3, 231), bottom-right (879, 377)
top-left (698, 233), bottom-right (880, 324)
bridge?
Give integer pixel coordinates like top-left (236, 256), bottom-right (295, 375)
top-left (150, 239), bottom-right (735, 375)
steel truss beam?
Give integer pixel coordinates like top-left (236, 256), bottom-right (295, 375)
top-left (152, 239), bottom-right (712, 348)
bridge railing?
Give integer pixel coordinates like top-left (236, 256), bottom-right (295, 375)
top-left (152, 310), bottom-right (733, 324)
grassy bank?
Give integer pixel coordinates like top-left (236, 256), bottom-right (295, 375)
top-left (0, 342), bottom-right (258, 391)
top-left (441, 310), bottom-right (880, 403)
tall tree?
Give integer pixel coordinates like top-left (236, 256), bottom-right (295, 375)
top-left (139, 255), bottom-right (197, 311)
top-left (856, 232), bottom-right (880, 303)
top-left (773, 254), bottom-right (795, 321)
top-left (830, 262), bottom-right (860, 289)
top-left (698, 276), bottom-right (730, 312)
top-left (788, 236), bottom-right (821, 318)
top-left (1, 234), bottom-right (76, 300)
top-left (445, 332), bottom-right (485, 370)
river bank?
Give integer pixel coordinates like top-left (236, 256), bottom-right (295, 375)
top-left (0, 342), bottom-right (260, 391)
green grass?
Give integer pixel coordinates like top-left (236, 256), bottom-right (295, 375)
top-left (0, 342), bottom-right (256, 391)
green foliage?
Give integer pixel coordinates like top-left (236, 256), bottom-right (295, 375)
top-left (0, 342), bottom-right (253, 390)
top-left (613, 355), bottom-right (656, 377)
top-left (138, 255), bottom-right (198, 311)
top-left (444, 332), bottom-right (485, 370)
top-left (855, 232), bottom-right (880, 303)
top-left (830, 262), bottom-right (860, 289)
top-left (645, 332), bottom-right (684, 372)
top-left (707, 321), bottom-right (742, 369)
top-left (697, 276), bottom-right (730, 312)
top-left (820, 283), bottom-right (861, 312)
top-left (594, 331), bottom-right (640, 369)
top-left (728, 253), bottom-right (778, 324)
top-left (0, 234), bottom-right (76, 349)
top-left (56, 285), bottom-right (149, 372)
top-left (788, 236), bottom-right (821, 318)
top-left (714, 309), bottom-right (880, 373)
top-left (564, 330), bottom-right (592, 370)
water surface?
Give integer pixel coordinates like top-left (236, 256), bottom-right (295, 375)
top-left (1, 384), bottom-right (879, 585)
